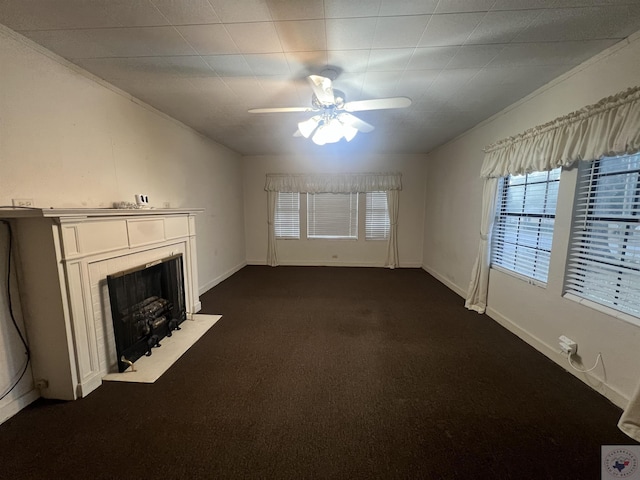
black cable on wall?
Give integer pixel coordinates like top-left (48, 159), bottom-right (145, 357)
top-left (0, 220), bottom-right (31, 401)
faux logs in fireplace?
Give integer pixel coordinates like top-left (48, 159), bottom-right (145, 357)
top-left (107, 254), bottom-right (187, 372)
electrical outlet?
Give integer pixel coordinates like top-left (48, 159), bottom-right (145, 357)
top-left (35, 379), bottom-right (48, 389)
top-left (12, 198), bottom-right (34, 207)
top-left (559, 335), bottom-right (578, 355)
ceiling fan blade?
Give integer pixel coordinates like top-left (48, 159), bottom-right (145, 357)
top-left (338, 113), bottom-right (375, 133)
top-left (248, 107), bottom-right (315, 113)
top-left (343, 97), bottom-right (412, 112)
top-left (307, 75), bottom-right (335, 105)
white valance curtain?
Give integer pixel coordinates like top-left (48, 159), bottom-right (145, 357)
top-left (264, 172), bottom-right (402, 267)
top-left (466, 86), bottom-right (640, 313)
top-left (481, 86), bottom-right (640, 178)
top-left (264, 172), bottom-right (402, 193)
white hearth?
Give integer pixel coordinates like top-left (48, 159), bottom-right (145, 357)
top-left (1, 208), bottom-right (203, 400)
top-left (103, 313), bottom-right (221, 383)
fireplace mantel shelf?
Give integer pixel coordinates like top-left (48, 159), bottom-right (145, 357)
top-left (0, 207), bottom-right (204, 219)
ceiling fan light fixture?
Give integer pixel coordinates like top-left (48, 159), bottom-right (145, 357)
top-left (249, 72), bottom-right (411, 147)
top-left (341, 122), bottom-right (358, 142)
top-left (308, 117), bottom-right (359, 145)
top-left (311, 127), bottom-right (327, 145)
top-left (298, 116), bottom-right (321, 138)
top-left (319, 118), bottom-right (346, 144)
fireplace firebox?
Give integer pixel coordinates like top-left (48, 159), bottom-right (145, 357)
top-left (107, 254), bottom-right (187, 372)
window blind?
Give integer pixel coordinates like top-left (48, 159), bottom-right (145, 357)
top-left (307, 193), bottom-right (358, 239)
top-left (565, 154), bottom-right (640, 317)
top-left (491, 168), bottom-right (561, 284)
top-left (274, 192), bottom-right (300, 239)
top-left (366, 191), bottom-right (390, 240)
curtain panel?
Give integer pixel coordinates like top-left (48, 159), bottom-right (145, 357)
top-left (264, 172), bottom-right (402, 193)
top-left (466, 85), bottom-right (640, 314)
top-left (266, 190), bottom-right (278, 267)
top-left (264, 172), bottom-right (402, 268)
top-left (385, 189), bottom-right (400, 269)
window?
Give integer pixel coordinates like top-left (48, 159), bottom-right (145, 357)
top-left (366, 191), bottom-right (390, 240)
top-left (307, 193), bottom-right (358, 239)
top-left (491, 167), bottom-right (561, 284)
top-left (565, 153), bottom-right (640, 318)
top-left (275, 192), bottom-right (300, 239)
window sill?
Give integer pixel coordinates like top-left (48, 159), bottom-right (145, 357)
top-left (562, 292), bottom-right (640, 327)
top-left (307, 237), bottom-right (358, 241)
top-left (490, 265), bottom-right (547, 288)
top-left (276, 237), bottom-right (362, 241)
top-left (276, 237), bottom-right (389, 243)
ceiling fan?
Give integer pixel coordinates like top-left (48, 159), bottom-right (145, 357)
top-left (248, 70), bottom-right (412, 145)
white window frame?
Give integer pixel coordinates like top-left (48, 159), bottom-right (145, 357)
top-left (274, 192), bottom-right (300, 239)
top-left (365, 191), bottom-right (390, 241)
top-left (564, 153), bottom-right (640, 320)
top-left (490, 167), bottom-right (561, 285)
top-left (307, 192), bottom-right (358, 240)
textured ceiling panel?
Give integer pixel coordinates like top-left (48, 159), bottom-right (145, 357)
top-left (1, 0), bottom-right (639, 155)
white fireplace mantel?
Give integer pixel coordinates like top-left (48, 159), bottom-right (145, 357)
top-left (1, 208), bottom-right (203, 401)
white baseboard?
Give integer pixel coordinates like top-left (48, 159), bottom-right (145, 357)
top-left (422, 264), bottom-right (467, 298)
top-left (0, 388), bottom-right (40, 425)
top-left (400, 262), bottom-right (423, 268)
top-left (246, 260), bottom-right (423, 268)
top-left (276, 260), bottom-right (385, 267)
top-left (486, 306), bottom-right (628, 409)
top-left (199, 261), bottom-right (247, 295)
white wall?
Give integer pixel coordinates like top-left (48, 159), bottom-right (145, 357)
top-left (0, 27), bottom-right (246, 421)
top-left (423, 33), bottom-right (640, 408)
top-left (243, 154), bottom-right (427, 267)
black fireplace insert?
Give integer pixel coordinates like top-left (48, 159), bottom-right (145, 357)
top-left (107, 254), bottom-right (187, 372)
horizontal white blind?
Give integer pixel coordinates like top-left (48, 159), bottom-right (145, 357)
top-left (274, 192), bottom-right (300, 239)
top-left (307, 193), bottom-right (358, 239)
top-left (491, 168), bottom-right (561, 283)
top-left (565, 154), bottom-right (640, 317)
top-left (366, 191), bottom-right (390, 240)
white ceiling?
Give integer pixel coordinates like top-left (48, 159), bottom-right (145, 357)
top-left (2, 0), bottom-right (640, 156)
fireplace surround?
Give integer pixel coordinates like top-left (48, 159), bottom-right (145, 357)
top-left (0, 208), bottom-right (202, 400)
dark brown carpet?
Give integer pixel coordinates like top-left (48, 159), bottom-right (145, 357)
top-left (0, 266), bottom-right (633, 479)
